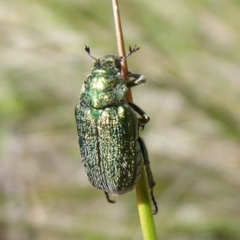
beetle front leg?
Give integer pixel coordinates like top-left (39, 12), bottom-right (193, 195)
top-left (126, 72), bottom-right (146, 88)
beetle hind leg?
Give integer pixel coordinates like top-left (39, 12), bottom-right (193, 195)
top-left (104, 192), bottom-right (116, 204)
top-left (150, 188), bottom-right (158, 215)
top-left (138, 137), bottom-right (158, 215)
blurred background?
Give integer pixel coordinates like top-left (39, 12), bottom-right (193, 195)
top-left (1, 0), bottom-right (240, 239)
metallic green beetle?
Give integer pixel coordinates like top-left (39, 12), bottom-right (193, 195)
top-left (75, 46), bottom-right (158, 214)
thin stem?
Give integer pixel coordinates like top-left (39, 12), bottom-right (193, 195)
top-left (111, 1), bottom-right (157, 239)
top-left (136, 168), bottom-right (158, 240)
top-left (111, 0), bottom-right (132, 102)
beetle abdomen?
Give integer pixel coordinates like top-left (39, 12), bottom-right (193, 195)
top-left (75, 103), bottom-right (142, 195)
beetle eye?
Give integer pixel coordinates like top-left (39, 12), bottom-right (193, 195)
top-left (115, 59), bottom-right (121, 71)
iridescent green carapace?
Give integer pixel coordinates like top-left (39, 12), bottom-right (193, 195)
top-left (75, 46), bottom-right (158, 214)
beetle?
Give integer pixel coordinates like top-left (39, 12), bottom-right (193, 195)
top-left (75, 45), bottom-right (158, 214)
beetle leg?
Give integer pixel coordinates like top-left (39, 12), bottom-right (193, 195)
top-left (104, 192), bottom-right (116, 203)
top-left (128, 102), bottom-right (150, 130)
top-left (126, 73), bottom-right (146, 88)
top-left (138, 137), bottom-right (158, 215)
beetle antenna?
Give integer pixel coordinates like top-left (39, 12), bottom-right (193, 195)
top-left (84, 45), bottom-right (97, 60)
top-left (121, 45), bottom-right (140, 61)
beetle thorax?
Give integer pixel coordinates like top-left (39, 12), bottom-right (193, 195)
top-left (79, 55), bottom-right (128, 109)
top-left (80, 74), bottom-right (127, 109)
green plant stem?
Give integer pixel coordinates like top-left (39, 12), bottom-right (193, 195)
top-left (111, 1), bottom-right (158, 239)
top-left (136, 168), bottom-right (158, 239)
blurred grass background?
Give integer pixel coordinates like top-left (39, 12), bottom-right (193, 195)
top-left (1, 0), bottom-right (240, 239)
